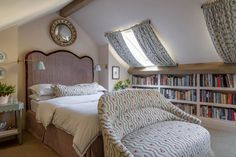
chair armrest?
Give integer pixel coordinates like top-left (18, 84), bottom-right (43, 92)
top-left (158, 93), bottom-right (201, 124)
top-left (101, 123), bottom-right (134, 157)
top-left (171, 104), bottom-right (201, 124)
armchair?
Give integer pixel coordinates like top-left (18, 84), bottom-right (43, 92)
top-left (98, 89), bottom-right (214, 157)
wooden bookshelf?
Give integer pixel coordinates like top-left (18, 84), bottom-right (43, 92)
top-left (167, 99), bottom-right (198, 105)
top-left (160, 85), bottom-right (197, 90)
top-left (200, 102), bottom-right (236, 109)
top-left (130, 66), bottom-right (236, 131)
top-left (132, 85), bottom-right (159, 88)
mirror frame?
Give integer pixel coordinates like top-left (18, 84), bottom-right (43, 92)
top-left (50, 18), bottom-right (77, 47)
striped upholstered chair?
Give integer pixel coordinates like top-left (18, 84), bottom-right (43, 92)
top-left (98, 89), bottom-right (214, 157)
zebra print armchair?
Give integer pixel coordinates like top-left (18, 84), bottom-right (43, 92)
top-left (98, 89), bottom-right (214, 157)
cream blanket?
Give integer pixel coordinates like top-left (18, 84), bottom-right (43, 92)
top-left (36, 92), bottom-right (104, 157)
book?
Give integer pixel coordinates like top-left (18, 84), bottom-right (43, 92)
top-left (200, 74), bottom-right (234, 88)
top-left (201, 106), bottom-right (236, 121)
top-left (160, 74), bottom-right (197, 86)
top-left (200, 90), bottom-right (236, 105)
top-left (161, 89), bottom-right (197, 101)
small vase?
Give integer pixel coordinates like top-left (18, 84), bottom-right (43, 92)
top-left (0, 95), bottom-right (9, 105)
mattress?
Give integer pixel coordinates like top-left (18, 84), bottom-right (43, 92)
top-left (30, 100), bottom-right (40, 112)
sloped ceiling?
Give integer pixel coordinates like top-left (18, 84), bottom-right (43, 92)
top-left (72, 0), bottom-right (222, 64)
top-left (0, 0), bottom-right (72, 31)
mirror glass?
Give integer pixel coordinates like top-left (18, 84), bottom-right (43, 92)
top-left (50, 18), bottom-right (77, 47)
top-left (55, 24), bottom-right (72, 42)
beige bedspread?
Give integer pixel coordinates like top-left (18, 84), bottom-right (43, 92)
top-left (36, 93), bottom-right (103, 157)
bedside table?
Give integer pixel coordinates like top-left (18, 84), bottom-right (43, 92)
top-left (0, 102), bottom-right (24, 144)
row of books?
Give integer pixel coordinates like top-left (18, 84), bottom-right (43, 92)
top-left (132, 75), bottom-right (158, 86)
top-left (173, 103), bottom-right (197, 115)
top-left (161, 74), bottom-right (197, 86)
top-left (200, 106), bottom-right (236, 121)
top-left (200, 74), bottom-right (235, 88)
top-left (161, 89), bottom-right (197, 101)
top-left (200, 90), bottom-right (236, 105)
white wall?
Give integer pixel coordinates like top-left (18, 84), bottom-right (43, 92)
top-left (72, 0), bottom-right (222, 64)
top-left (108, 45), bottom-right (130, 91)
top-left (17, 12), bottom-right (99, 103)
top-left (98, 44), bottom-right (129, 91)
top-left (98, 45), bottom-right (109, 89)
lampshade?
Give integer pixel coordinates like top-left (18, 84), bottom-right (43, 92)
top-left (36, 61), bottom-right (45, 70)
top-left (94, 64), bottom-right (101, 72)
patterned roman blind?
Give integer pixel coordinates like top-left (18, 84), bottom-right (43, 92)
top-left (105, 20), bottom-right (176, 67)
top-left (202, 0), bottom-right (236, 63)
top-left (132, 20), bottom-right (176, 66)
top-left (105, 32), bottom-right (142, 67)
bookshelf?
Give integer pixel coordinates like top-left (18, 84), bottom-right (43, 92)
top-left (131, 71), bottom-right (236, 131)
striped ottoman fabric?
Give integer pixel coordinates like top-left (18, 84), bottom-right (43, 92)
top-left (122, 121), bottom-right (211, 157)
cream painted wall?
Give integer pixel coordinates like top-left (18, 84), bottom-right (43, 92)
top-left (108, 45), bottom-right (129, 91)
top-left (0, 26), bottom-right (18, 95)
top-left (18, 12), bottom-right (99, 103)
top-left (0, 26), bottom-right (18, 126)
top-left (98, 44), bottom-right (129, 92)
top-left (98, 45), bottom-right (109, 90)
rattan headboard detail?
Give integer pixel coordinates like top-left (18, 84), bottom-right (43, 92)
top-left (25, 50), bottom-right (94, 109)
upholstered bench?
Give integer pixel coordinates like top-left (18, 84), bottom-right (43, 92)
top-left (98, 89), bottom-right (214, 157)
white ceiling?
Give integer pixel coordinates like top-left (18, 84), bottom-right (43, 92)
top-left (0, 0), bottom-right (72, 31)
top-left (72, 0), bottom-right (222, 64)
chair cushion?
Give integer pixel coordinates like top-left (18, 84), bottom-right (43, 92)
top-left (121, 121), bottom-right (211, 157)
top-left (113, 108), bottom-right (180, 139)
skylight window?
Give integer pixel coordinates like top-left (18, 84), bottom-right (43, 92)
top-left (121, 30), bottom-right (154, 67)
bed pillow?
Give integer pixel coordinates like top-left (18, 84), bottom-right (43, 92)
top-left (93, 82), bottom-right (107, 92)
top-left (29, 84), bottom-right (53, 96)
top-left (29, 94), bottom-right (54, 101)
top-left (53, 84), bottom-right (98, 97)
top-left (77, 82), bottom-right (107, 92)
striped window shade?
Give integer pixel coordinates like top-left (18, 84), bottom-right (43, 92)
top-left (105, 20), bottom-right (176, 67)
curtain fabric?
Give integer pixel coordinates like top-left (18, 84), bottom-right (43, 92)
top-left (132, 20), bottom-right (176, 66)
top-left (202, 0), bottom-right (236, 63)
top-left (105, 32), bottom-right (142, 67)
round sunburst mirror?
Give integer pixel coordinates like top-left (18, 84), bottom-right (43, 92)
top-left (50, 18), bottom-right (77, 47)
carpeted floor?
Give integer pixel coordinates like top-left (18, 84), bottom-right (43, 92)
top-left (0, 129), bottom-right (235, 157)
top-left (209, 129), bottom-right (236, 157)
top-left (0, 132), bottom-right (59, 157)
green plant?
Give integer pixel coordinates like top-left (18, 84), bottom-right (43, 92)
top-left (0, 82), bottom-right (15, 96)
top-left (114, 79), bottom-right (131, 91)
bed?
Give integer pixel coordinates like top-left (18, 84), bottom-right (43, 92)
top-left (25, 50), bottom-right (104, 157)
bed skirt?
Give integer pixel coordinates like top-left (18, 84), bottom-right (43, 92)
top-left (26, 110), bottom-right (104, 157)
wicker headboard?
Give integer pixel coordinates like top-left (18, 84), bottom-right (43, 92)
top-left (25, 50), bottom-right (94, 109)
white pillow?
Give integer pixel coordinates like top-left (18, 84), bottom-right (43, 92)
top-left (94, 82), bottom-right (107, 92)
top-left (29, 84), bottom-right (53, 96)
top-left (77, 82), bottom-right (107, 92)
top-left (29, 94), bottom-right (54, 101)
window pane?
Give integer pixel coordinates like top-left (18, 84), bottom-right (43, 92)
top-left (121, 30), bottom-right (154, 67)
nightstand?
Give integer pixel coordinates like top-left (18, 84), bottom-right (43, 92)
top-left (0, 102), bottom-right (24, 144)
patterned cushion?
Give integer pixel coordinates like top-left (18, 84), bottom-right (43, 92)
top-left (113, 108), bottom-right (180, 139)
top-left (122, 121), bottom-right (211, 157)
top-left (53, 84), bottom-right (98, 97)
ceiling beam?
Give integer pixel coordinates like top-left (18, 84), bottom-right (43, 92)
top-left (60, 0), bottom-right (93, 17)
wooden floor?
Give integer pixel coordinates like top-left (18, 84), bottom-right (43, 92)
top-left (0, 132), bottom-right (59, 157)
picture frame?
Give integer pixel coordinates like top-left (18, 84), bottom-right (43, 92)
top-left (112, 66), bottom-right (120, 80)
